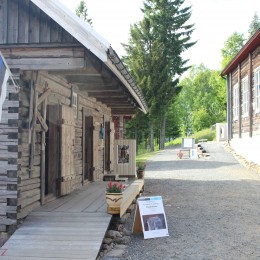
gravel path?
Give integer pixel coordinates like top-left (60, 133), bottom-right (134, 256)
top-left (119, 142), bottom-right (260, 260)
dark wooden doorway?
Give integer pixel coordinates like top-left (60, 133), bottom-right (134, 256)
top-left (83, 109), bottom-right (94, 182)
top-left (45, 105), bottom-right (60, 200)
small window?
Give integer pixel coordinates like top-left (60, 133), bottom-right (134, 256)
top-left (233, 83), bottom-right (239, 120)
top-left (254, 67), bottom-right (260, 113)
top-left (242, 76), bottom-right (248, 117)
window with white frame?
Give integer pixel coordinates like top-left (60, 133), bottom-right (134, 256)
top-left (254, 67), bottom-right (260, 112)
top-left (242, 76), bottom-right (248, 116)
top-left (233, 83), bottom-right (239, 120)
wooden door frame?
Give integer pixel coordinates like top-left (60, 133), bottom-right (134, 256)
top-left (82, 107), bottom-right (94, 184)
top-left (45, 104), bottom-right (60, 201)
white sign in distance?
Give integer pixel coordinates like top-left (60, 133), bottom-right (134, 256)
top-left (182, 138), bottom-right (195, 149)
top-left (137, 196), bottom-right (169, 239)
top-left (190, 149), bottom-right (198, 159)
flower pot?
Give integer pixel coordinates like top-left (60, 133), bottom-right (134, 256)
top-left (106, 192), bottom-right (123, 214)
top-left (137, 170), bottom-right (145, 179)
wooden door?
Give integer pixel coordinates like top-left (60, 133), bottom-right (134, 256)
top-left (45, 105), bottom-right (60, 198)
top-left (59, 105), bottom-right (75, 196)
top-left (83, 112), bottom-right (94, 182)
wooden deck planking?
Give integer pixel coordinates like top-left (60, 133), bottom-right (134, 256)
top-left (0, 182), bottom-right (112, 260)
top-left (0, 180), bottom-right (143, 259)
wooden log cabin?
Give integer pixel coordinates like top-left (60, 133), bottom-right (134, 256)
top-left (221, 29), bottom-right (260, 165)
top-left (0, 0), bottom-right (148, 234)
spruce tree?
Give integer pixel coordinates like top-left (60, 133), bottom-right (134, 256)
top-left (124, 0), bottom-right (195, 150)
top-left (75, 0), bottom-right (93, 25)
top-left (248, 12), bottom-right (260, 39)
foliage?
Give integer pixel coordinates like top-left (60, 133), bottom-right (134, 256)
top-left (106, 181), bottom-right (125, 193)
top-left (174, 65), bottom-right (226, 135)
top-left (248, 12), bottom-right (260, 39)
top-left (221, 32), bottom-right (245, 69)
top-left (75, 0), bottom-right (93, 25)
top-left (190, 128), bottom-right (216, 143)
top-left (123, 0), bottom-right (196, 151)
top-left (137, 163), bottom-right (146, 171)
top-left (192, 108), bottom-right (212, 132)
top-left (165, 127), bottom-right (216, 147)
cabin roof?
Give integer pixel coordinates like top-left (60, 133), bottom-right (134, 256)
top-left (221, 29), bottom-right (260, 76)
top-left (31, 0), bottom-right (148, 114)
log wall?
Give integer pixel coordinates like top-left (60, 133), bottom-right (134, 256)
top-left (0, 69), bottom-right (112, 233)
top-left (0, 72), bottom-right (20, 234)
top-left (230, 45), bottom-right (260, 137)
top-left (0, 0), bottom-right (77, 45)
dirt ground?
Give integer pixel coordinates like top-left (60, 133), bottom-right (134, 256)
top-left (119, 142), bottom-right (260, 260)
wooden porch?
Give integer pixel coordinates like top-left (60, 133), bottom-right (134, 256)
top-left (0, 179), bottom-right (144, 260)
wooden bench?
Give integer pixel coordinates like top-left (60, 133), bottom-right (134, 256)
top-left (198, 138), bottom-right (208, 143)
top-left (106, 179), bottom-right (144, 217)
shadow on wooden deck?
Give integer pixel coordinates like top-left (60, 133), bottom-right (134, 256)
top-left (0, 182), bottom-right (111, 260)
top-left (0, 179), bottom-right (144, 260)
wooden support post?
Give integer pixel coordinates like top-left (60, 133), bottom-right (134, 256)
top-left (29, 72), bottom-right (38, 177)
top-left (40, 98), bottom-right (47, 205)
top-left (28, 80), bottom-right (34, 144)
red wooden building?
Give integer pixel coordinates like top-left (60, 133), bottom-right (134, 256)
top-left (221, 29), bottom-right (260, 165)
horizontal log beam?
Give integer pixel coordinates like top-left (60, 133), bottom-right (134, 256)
top-left (6, 57), bottom-right (84, 70)
top-left (78, 84), bottom-right (121, 91)
top-left (66, 75), bottom-right (113, 84)
top-left (88, 91), bottom-right (125, 97)
top-left (111, 109), bottom-right (136, 115)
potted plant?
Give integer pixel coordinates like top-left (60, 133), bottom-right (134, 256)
top-left (137, 163), bottom-right (146, 179)
top-left (106, 181), bottom-right (126, 214)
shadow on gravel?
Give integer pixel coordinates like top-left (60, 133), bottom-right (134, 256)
top-left (146, 160), bottom-right (238, 171)
top-left (122, 178), bottom-right (260, 260)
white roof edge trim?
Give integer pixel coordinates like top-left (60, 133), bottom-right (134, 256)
top-left (31, 0), bottom-right (110, 62)
top-left (105, 59), bottom-right (148, 114)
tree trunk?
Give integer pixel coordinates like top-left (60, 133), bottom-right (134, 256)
top-left (160, 116), bottom-right (166, 150)
top-left (135, 125), bottom-right (138, 154)
top-left (149, 121), bottom-right (154, 152)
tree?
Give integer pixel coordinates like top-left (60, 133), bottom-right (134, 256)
top-left (174, 65), bottom-right (226, 134)
top-left (124, 0), bottom-right (195, 150)
top-left (75, 0), bottom-right (93, 25)
top-left (248, 12), bottom-right (260, 39)
top-left (221, 32), bottom-right (245, 69)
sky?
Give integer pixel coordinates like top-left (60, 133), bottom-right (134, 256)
top-left (61, 0), bottom-right (259, 70)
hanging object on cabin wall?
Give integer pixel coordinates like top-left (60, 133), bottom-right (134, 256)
top-left (99, 124), bottom-right (104, 139)
top-left (0, 52), bottom-right (17, 121)
top-left (99, 123), bottom-right (104, 146)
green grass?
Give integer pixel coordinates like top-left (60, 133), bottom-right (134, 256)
top-left (136, 150), bottom-right (160, 165)
top-left (191, 128), bottom-right (216, 143)
top-left (165, 127), bottom-right (216, 147)
top-left (136, 127), bottom-right (216, 165)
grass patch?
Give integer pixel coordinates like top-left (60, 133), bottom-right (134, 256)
top-left (165, 127), bottom-right (216, 147)
top-left (136, 150), bottom-right (160, 164)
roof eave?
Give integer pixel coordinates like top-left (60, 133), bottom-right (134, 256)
top-left (221, 29), bottom-right (260, 76)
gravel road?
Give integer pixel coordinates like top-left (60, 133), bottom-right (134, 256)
top-left (119, 142), bottom-right (260, 260)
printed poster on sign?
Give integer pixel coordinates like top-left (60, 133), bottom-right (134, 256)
top-left (137, 196), bottom-right (169, 239)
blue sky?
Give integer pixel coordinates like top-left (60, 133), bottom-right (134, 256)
top-left (61, 0), bottom-right (258, 70)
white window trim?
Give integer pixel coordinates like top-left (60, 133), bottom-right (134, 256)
top-left (254, 66), bottom-right (260, 114)
top-left (233, 83), bottom-right (239, 121)
top-left (242, 76), bottom-right (249, 117)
